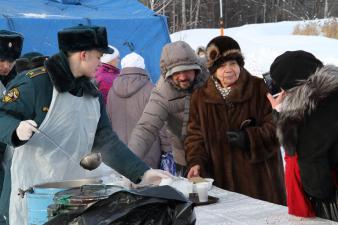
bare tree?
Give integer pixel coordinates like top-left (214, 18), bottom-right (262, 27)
top-left (194, 0), bottom-right (201, 28)
top-left (139, 0), bottom-right (338, 33)
top-left (182, 0), bottom-right (187, 30)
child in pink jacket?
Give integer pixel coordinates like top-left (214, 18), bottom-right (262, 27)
top-left (95, 45), bottom-right (120, 104)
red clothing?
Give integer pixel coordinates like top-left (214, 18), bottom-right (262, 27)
top-left (95, 63), bottom-right (120, 104)
top-left (284, 153), bottom-right (316, 217)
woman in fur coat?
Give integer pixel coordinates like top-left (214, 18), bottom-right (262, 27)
top-left (268, 50), bottom-right (338, 221)
top-left (185, 36), bottom-right (286, 205)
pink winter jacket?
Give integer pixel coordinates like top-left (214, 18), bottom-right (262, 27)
top-left (95, 63), bottom-right (120, 104)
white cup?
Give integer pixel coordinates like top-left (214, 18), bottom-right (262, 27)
top-left (181, 181), bottom-right (193, 198)
top-left (175, 180), bottom-right (193, 198)
top-left (196, 182), bottom-right (209, 202)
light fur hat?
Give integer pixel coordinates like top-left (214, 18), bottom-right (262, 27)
top-left (121, 52), bottom-right (145, 69)
top-left (100, 45), bottom-right (119, 63)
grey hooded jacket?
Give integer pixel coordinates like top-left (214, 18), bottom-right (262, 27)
top-left (128, 41), bottom-right (208, 166)
top-left (106, 67), bottom-right (171, 169)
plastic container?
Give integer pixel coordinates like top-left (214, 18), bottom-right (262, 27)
top-left (26, 178), bottom-right (102, 225)
top-left (204, 178), bottom-right (214, 190)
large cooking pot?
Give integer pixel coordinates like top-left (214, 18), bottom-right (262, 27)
top-left (48, 184), bottom-right (123, 219)
top-left (26, 177), bottom-right (102, 225)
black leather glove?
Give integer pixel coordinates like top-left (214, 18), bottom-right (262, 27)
top-left (226, 130), bottom-right (250, 150)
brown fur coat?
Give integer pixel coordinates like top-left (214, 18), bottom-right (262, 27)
top-left (185, 68), bottom-right (286, 205)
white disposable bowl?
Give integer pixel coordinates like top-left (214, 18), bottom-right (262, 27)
top-left (204, 178), bottom-right (214, 190)
top-left (191, 178), bottom-right (214, 192)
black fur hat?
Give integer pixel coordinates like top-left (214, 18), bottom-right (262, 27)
top-left (270, 50), bottom-right (323, 90)
top-left (0, 30), bottom-right (24, 61)
top-left (58, 24), bottom-right (114, 54)
top-left (206, 36), bottom-right (244, 74)
top-left (15, 52), bottom-right (49, 73)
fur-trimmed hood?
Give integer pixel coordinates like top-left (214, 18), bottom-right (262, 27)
top-left (277, 65), bottom-right (338, 153)
top-left (45, 52), bottom-right (99, 97)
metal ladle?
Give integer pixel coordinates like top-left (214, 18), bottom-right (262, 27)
top-left (36, 128), bottom-right (102, 170)
top-left (79, 152), bottom-right (102, 171)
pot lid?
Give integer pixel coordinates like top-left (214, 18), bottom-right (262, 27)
top-left (53, 184), bottom-right (123, 206)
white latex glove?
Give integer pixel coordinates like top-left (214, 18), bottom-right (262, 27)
top-left (16, 120), bottom-right (38, 141)
top-left (140, 169), bottom-right (174, 186)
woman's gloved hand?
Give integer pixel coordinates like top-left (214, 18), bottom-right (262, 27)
top-left (226, 130), bottom-right (250, 150)
top-left (16, 120), bottom-right (38, 141)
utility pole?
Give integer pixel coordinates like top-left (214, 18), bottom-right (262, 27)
top-left (219, 0), bottom-right (224, 36)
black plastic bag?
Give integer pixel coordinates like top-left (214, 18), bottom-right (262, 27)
top-left (45, 185), bottom-right (196, 225)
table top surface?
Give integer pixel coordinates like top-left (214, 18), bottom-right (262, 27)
top-left (194, 186), bottom-right (336, 225)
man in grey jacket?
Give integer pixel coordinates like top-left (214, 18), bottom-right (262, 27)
top-left (128, 41), bottom-right (208, 176)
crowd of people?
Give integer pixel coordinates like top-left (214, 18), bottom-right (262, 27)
top-left (0, 24), bottom-right (336, 225)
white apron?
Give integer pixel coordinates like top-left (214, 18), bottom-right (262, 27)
top-left (9, 88), bottom-right (113, 225)
top-left (0, 80), bottom-right (5, 98)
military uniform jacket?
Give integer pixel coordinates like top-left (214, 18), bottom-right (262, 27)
top-left (0, 53), bottom-right (149, 183)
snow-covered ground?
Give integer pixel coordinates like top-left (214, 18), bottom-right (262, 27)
top-left (171, 20), bottom-right (338, 77)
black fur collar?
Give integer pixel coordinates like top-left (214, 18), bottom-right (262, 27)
top-left (45, 52), bottom-right (99, 97)
top-left (277, 65), bottom-right (338, 154)
top-left (0, 67), bottom-right (17, 86)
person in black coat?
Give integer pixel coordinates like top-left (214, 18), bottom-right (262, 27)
top-left (267, 50), bottom-right (338, 221)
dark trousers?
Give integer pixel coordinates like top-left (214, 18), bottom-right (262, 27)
top-left (0, 144), bottom-right (11, 225)
top-left (310, 190), bottom-right (338, 222)
top-left (175, 163), bottom-right (187, 177)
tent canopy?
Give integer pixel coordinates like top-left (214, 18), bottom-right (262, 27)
top-left (0, 0), bottom-right (170, 81)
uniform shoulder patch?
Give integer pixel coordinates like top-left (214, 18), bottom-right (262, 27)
top-left (2, 87), bottom-right (20, 103)
top-left (26, 66), bottom-right (47, 78)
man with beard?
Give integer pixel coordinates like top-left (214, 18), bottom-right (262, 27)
top-left (128, 41), bottom-right (208, 176)
top-left (0, 30), bottom-right (23, 225)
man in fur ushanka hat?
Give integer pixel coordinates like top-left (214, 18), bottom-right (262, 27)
top-left (185, 35), bottom-right (286, 205)
top-left (0, 29), bottom-right (23, 225)
top-left (0, 24), bottom-right (172, 225)
top-left (0, 30), bottom-right (23, 97)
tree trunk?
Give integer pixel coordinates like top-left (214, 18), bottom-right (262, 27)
top-left (182, 0), bottom-right (187, 30)
top-left (194, 0), bottom-right (201, 28)
top-left (172, 0), bottom-right (176, 33)
top-left (324, 0), bottom-right (329, 18)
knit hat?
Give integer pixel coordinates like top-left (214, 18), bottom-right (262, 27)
top-left (15, 52), bottom-right (49, 73)
top-left (100, 45), bottom-right (119, 63)
top-left (0, 30), bottom-right (24, 61)
top-left (270, 50), bottom-right (323, 90)
top-left (206, 36), bottom-right (244, 74)
top-left (58, 24), bottom-right (114, 54)
top-left (160, 41), bottom-right (201, 79)
top-left (121, 52), bottom-right (145, 69)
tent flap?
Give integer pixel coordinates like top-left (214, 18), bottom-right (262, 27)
top-left (0, 0), bottom-right (170, 81)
